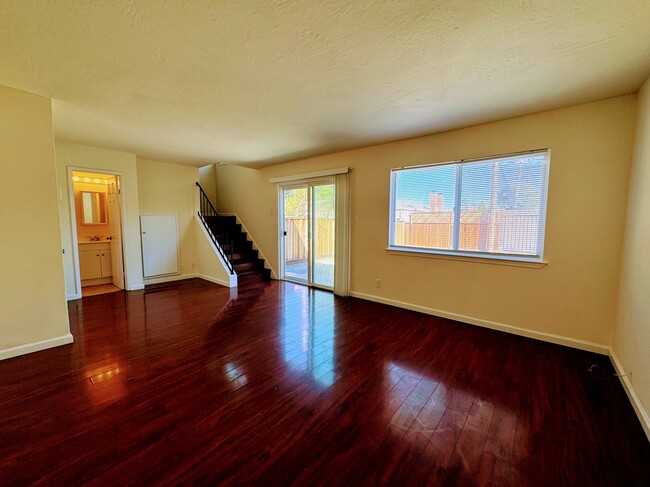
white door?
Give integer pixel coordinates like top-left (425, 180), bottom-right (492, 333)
top-left (141, 215), bottom-right (179, 278)
top-left (107, 179), bottom-right (125, 289)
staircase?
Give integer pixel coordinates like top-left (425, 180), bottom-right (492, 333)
top-left (204, 215), bottom-right (271, 282)
top-left (196, 182), bottom-right (271, 284)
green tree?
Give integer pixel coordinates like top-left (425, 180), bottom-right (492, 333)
top-left (284, 188), bottom-right (308, 218)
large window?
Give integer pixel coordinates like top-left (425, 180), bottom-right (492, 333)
top-left (389, 150), bottom-right (550, 262)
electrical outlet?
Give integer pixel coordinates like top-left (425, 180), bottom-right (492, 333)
top-left (375, 278), bottom-right (381, 288)
top-left (354, 216), bottom-right (359, 224)
top-left (191, 262), bottom-right (195, 269)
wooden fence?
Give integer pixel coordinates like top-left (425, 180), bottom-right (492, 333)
top-left (284, 218), bottom-right (335, 262)
top-left (394, 210), bottom-right (539, 253)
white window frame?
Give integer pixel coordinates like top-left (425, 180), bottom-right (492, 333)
top-left (387, 149), bottom-right (551, 264)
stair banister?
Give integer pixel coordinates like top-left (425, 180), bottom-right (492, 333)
top-left (196, 182), bottom-right (234, 274)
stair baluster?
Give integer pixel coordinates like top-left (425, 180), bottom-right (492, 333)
top-left (195, 182), bottom-right (270, 282)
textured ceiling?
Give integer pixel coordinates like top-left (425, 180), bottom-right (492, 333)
top-left (1, 1), bottom-right (650, 167)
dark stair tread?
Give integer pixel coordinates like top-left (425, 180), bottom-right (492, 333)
top-left (237, 270), bottom-right (262, 276)
top-left (232, 251), bottom-right (258, 261)
top-left (201, 211), bottom-right (270, 284)
top-left (233, 262), bottom-right (263, 274)
top-left (222, 243), bottom-right (253, 253)
top-left (207, 229), bottom-right (247, 240)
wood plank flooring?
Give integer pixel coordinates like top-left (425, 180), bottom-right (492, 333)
top-left (82, 284), bottom-right (122, 297)
top-left (0, 278), bottom-right (648, 485)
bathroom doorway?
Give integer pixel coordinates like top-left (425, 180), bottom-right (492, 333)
top-left (69, 170), bottom-right (126, 297)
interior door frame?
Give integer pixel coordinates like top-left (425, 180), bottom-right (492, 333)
top-left (277, 176), bottom-right (335, 290)
top-left (106, 179), bottom-right (125, 289)
top-left (67, 166), bottom-right (128, 299)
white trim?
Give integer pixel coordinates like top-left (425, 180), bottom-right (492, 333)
top-left (67, 293), bottom-right (82, 301)
top-left (143, 273), bottom-right (198, 285)
top-left (276, 186), bottom-right (285, 280)
top-left (392, 148), bottom-right (549, 171)
top-left (269, 167), bottom-right (349, 183)
top-left (220, 212), bottom-right (277, 279)
top-left (128, 284), bottom-right (145, 291)
top-left (0, 333), bottom-right (74, 362)
top-left (386, 247), bottom-right (548, 268)
top-left (388, 150), bottom-right (550, 263)
top-left (608, 348), bottom-right (650, 440)
top-left (195, 214), bottom-right (238, 287)
top-left (349, 291), bottom-right (609, 355)
top-left (197, 274), bottom-right (231, 288)
top-left (537, 149), bottom-right (552, 260)
top-left (276, 176), bottom-right (335, 189)
top-left (276, 178), bottom-right (341, 290)
top-left (67, 167), bottom-right (83, 298)
top-left (66, 167), bottom-right (129, 296)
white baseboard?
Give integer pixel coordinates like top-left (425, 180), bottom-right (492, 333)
top-left (350, 291), bottom-right (648, 440)
top-left (143, 273), bottom-right (198, 285)
top-left (349, 291), bottom-right (609, 355)
top-left (198, 273), bottom-right (232, 288)
top-left (67, 293), bottom-right (82, 301)
top-left (0, 333), bottom-right (74, 362)
top-left (608, 348), bottom-right (650, 440)
top-left (128, 284), bottom-right (145, 291)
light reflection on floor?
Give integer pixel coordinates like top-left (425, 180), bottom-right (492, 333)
top-left (85, 362), bottom-right (126, 405)
top-left (285, 258), bottom-right (335, 288)
top-left (384, 360), bottom-right (522, 468)
top-left (282, 284), bottom-right (336, 388)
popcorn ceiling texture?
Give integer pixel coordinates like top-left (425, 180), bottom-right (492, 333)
top-left (0, 1), bottom-right (649, 167)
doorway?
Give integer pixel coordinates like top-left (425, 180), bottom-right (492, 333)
top-left (69, 170), bottom-right (126, 297)
top-left (279, 178), bottom-right (336, 289)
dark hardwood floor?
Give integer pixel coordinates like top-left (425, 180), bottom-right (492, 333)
top-left (0, 278), bottom-right (648, 486)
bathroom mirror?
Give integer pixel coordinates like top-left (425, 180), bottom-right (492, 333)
top-left (81, 191), bottom-right (107, 224)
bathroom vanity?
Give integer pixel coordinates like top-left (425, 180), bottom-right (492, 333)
top-left (79, 241), bottom-right (112, 285)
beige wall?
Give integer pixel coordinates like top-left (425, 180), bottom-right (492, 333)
top-left (614, 77), bottom-right (650, 430)
top-left (0, 85), bottom-right (70, 354)
top-left (136, 158), bottom-right (199, 280)
top-left (194, 216), bottom-right (236, 287)
top-left (56, 142), bottom-right (144, 297)
top-left (217, 96), bottom-right (636, 347)
top-left (199, 164), bottom-right (218, 206)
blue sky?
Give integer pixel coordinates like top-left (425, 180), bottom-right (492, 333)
top-left (394, 156), bottom-right (546, 210)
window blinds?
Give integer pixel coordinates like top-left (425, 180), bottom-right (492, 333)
top-left (390, 150), bottom-right (550, 260)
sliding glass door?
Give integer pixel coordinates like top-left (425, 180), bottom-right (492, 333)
top-left (282, 186), bottom-right (309, 282)
top-left (280, 179), bottom-right (335, 289)
top-left (311, 183), bottom-right (335, 288)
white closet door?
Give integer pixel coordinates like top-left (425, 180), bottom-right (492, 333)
top-left (140, 215), bottom-right (180, 278)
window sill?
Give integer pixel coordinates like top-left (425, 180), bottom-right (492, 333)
top-left (386, 246), bottom-right (548, 268)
